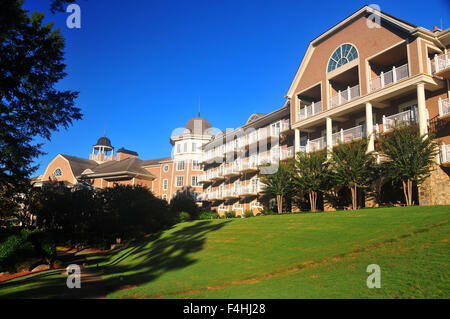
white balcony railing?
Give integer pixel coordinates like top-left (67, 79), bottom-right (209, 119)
top-left (240, 184), bottom-right (262, 196)
top-left (382, 109), bottom-right (416, 132)
top-left (281, 146), bottom-right (294, 160)
top-left (432, 53), bottom-right (450, 74)
top-left (306, 136), bottom-right (326, 152)
top-left (438, 97), bottom-right (450, 117)
top-left (329, 84), bottom-right (360, 108)
top-left (297, 100), bottom-right (323, 121)
top-left (239, 159), bottom-right (258, 172)
top-left (331, 125), bottom-right (365, 145)
top-left (370, 63), bottom-right (409, 92)
top-left (223, 164), bottom-right (240, 176)
top-left (223, 188), bottom-right (239, 198)
top-left (280, 120), bottom-right (290, 132)
top-left (440, 144), bottom-right (450, 164)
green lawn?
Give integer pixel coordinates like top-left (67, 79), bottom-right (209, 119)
top-left (0, 206), bottom-right (449, 298)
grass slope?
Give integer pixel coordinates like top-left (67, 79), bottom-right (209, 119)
top-left (0, 206), bottom-right (449, 298)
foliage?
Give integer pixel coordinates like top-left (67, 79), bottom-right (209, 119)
top-left (293, 150), bottom-right (330, 212)
top-left (26, 183), bottom-right (174, 247)
top-left (244, 210), bottom-right (254, 218)
top-left (330, 138), bottom-right (377, 210)
top-left (170, 190), bottom-right (199, 220)
top-left (0, 228), bottom-right (56, 273)
top-left (225, 211), bottom-right (236, 218)
top-left (377, 124), bottom-right (439, 206)
top-left (262, 210), bottom-right (276, 215)
top-left (178, 212), bottom-right (191, 223)
top-left (0, 0), bottom-right (82, 217)
top-left (198, 211), bottom-right (218, 220)
top-left (261, 161), bottom-right (296, 213)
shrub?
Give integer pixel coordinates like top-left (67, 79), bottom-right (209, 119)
top-left (225, 211), bottom-right (236, 218)
top-left (178, 211), bottom-right (191, 222)
top-left (244, 210), bottom-right (254, 218)
top-left (170, 191), bottom-right (199, 220)
top-left (198, 211), bottom-right (218, 220)
top-left (263, 210), bottom-right (276, 215)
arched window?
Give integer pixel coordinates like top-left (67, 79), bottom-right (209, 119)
top-left (327, 44), bottom-right (358, 72)
top-left (53, 168), bottom-right (62, 177)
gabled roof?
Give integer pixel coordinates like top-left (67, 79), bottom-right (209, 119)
top-left (86, 157), bottom-right (155, 179)
top-left (141, 157), bottom-right (172, 167)
top-left (60, 154), bottom-right (98, 177)
top-left (285, 5), bottom-right (424, 98)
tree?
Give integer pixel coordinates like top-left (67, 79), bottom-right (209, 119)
top-left (377, 124), bottom-right (438, 206)
top-left (261, 161), bottom-right (295, 213)
top-left (170, 189), bottom-right (199, 220)
top-left (0, 0), bottom-right (82, 216)
top-left (293, 150), bottom-right (330, 212)
top-left (330, 139), bottom-right (376, 210)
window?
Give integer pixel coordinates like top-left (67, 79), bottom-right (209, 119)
top-left (327, 44), bottom-right (358, 72)
top-left (177, 161), bottom-right (185, 171)
top-left (176, 144), bottom-right (181, 153)
top-left (163, 179), bottom-right (168, 190)
top-left (184, 142), bottom-right (188, 152)
top-left (176, 176), bottom-right (184, 187)
top-left (192, 142), bottom-right (197, 152)
top-left (192, 160), bottom-right (201, 170)
top-left (52, 168), bottom-right (62, 177)
top-left (192, 175), bottom-right (198, 187)
top-left (163, 165), bottom-right (169, 172)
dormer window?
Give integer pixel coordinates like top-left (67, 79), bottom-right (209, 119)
top-left (327, 44), bottom-right (358, 72)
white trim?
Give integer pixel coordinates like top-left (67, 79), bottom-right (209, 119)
top-left (162, 178), bottom-right (168, 190)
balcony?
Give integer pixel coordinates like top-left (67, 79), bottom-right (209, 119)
top-left (431, 53), bottom-right (450, 78)
top-left (239, 184), bottom-right (262, 196)
top-left (370, 63), bottom-right (409, 92)
top-left (225, 140), bottom-right (238, 153)
top-left (306, 136), bottom-right (326, 153)
top-left (210, 168), bottom-right (225, 181)
top-left (438, 97), bottom-right (450, 118)
top-left (329, 84), bottom-right (360, 108)
top-left (280, 120), bottom-right (291, 133)
top-left (382, 109), bottom-right (417, 132)
top-left (239, 159), bottom-right (258, 172)
top-left (223, 164), bottom-right (240, 177)
top-left (297, 101), bottom-right (323, 121)
top-left (440, 144), bottom-right (450, 165)
top-left (222, 188), bottom-right (239, 199)
top-left (281, 146), bottom-right (294, 160)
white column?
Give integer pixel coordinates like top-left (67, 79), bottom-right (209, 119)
top-left (365, 102), bottom-right (375, 152)
top-left (326, 117), bottom-right (333, 158)
top-left (416, 83), bottom-right (428, 137)
top-left (294, 128), bottom-right (300, 155)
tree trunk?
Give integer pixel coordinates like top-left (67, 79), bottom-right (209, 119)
top-left (350, 185), bottom-right (357, 210)
top-left (309, 190), bottom-right (317, 212)
top-left (276, 194), bottom-right (283, 214)
top-left (402, 179), bottom-right (413, 206)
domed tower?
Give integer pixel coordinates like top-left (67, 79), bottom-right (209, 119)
top-left (89, 136), bottom-right (116, 163)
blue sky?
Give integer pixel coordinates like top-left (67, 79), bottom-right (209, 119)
top-left (24, 0), bottom-right (450, 175)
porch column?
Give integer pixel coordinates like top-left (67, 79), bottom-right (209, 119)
top-left (294, 128), bottom-right (300, 155)
top-left (416, 82), bottom-right (428, 137)
top-left (326, 117), bottom-right (333, 158)
top-left (365, 102), bottom-right (375, 152)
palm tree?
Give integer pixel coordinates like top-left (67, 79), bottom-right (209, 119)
top-left (377, 124), bottom-right (438, 206)
top-left (292, 150), bottom-right (330, 212)
top-left (330, 138), bottom-right (376, 210)
top-left (261, 161), bottom-right (295, 213)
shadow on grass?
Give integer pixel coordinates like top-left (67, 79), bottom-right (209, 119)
top-left (0, 220), bottom-right (230, 299)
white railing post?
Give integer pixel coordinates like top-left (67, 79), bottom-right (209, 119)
top-left (438, 97), bottom-right (443, 117)
top-left (306, 139), bottom-right (310, 153)
top-left (340, 128), bottom-right (344, 143)
top-left (392, 65), bottom-right (397, 83)
top-left (382, 115), bottom-right (386, 130)
top-left (434, 54), bottom-right (439, 72)
top-left (311, 101), bottom-right (315, 115)
top-left (428, 58), bottom-right (432, 74)
top-left (338, 90), bottom-right (342, 105)
top-left (380, 71), bottom-right (385, 88)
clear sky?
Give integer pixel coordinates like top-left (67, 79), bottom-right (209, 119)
top-left (24, 0), bottom-right (450, 176)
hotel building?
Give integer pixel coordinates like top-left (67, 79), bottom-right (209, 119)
top-left (35, 6), bottom-right (450, 213)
